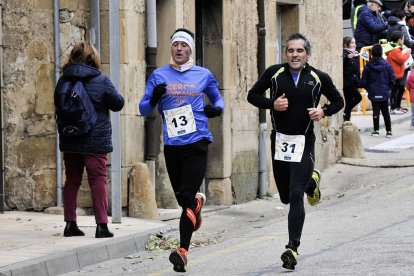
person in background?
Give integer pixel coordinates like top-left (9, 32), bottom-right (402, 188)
top-left (354, 0), bottom-right (388, 51)
top-left (343, 36), bottom-right (362, 121)
top-left (139, 28), bottom-right (224, 273)
top-left (384, 30), bottom-right (411, 114)
top-left (247, 33), bottom-right (344, 270)
top-left (54, 42), bottom-right (125, 238)
top-left (351, 0), bottom-right (368, 34)
top-left (386, 8), bottom-right (414, 49)
top-left (404, 66), bottom-right (414, 129)
top-left (403, 0), bottom-right (414, 36)
top-left (360, 44), bottom-right (395, 137)
top-left (402, 0), bottom-right (410, 14)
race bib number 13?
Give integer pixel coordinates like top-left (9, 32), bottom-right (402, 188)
top-left (164, 105), bottom-right (197, 138)
top-left (274, 132), bottom-right (305, 162)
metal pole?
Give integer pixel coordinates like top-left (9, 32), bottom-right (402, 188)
top-left (257, 0), bottom-right (267, 198)
top-left (109, 0), bottom-right (122, 223)
top-left (89, 0), bottom-right (100, 53)
top-left (145, 0), bottom-right (159, 194)
top-left (144, 0), bottom-right (160, 162)
top-left (54, 0), bottom-right (63, 207)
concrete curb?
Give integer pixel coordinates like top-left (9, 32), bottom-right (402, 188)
top-left (0, 226), bottom-right (168, 276)
top-left (339, 157), bottom-right (414, 168)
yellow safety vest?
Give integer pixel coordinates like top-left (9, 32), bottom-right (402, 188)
top-left (353, 5), bottom-right (363, 30)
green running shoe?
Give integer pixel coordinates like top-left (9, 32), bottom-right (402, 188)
top-left (281, 246), bottom-right (298, 270)
top-left (307, 169), bottom-right (321, 206)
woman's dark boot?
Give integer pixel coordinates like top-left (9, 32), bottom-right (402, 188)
top-left (64, 221), bottom-right (85, 237)
top-left (95, 223), bottom-right (114, 238)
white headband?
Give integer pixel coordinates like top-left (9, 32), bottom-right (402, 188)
top-left (171, 31), bottom-right (195, 52)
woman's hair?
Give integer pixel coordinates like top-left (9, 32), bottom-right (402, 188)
top-left (63, 42), bottom-right (101, 71)
top-left (343, 36), bottom-right (354, 48)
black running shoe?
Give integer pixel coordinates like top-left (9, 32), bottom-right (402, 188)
top-left (281, 244), bottom-right (298, 270)
top-left (169, 247), bottom-right (188, 272)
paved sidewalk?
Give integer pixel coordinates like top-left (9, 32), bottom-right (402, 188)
top-left (0, 211), bottom-right (168, 276)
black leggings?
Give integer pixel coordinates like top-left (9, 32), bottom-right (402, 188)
top-left (372, 101), bottom-right (391, 132)
top-left (343, 86), bottom-right (362, 120)
top-left (164, 139), bottom-right (209, 250)
top-left (390, 78), bottom-right (405, 110)
top-left (271, 133), bottom-right (315, 247)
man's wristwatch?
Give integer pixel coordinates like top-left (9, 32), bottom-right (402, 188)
top-left (322, 106), bottom-right (328, 117)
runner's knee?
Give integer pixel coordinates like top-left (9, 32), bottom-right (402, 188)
top-left (176, 190), bottom-right (195, 209)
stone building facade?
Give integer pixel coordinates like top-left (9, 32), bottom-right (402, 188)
top-left (0, 0), bottom-right (343, 213)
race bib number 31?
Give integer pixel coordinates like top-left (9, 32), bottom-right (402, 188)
top-left (274, 132), bottom-right (305, 162)
top-left (164, 105), bottom-right (197, 138)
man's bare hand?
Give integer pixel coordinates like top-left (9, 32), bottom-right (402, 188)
top-left (307, 107), bottom-right (324, 121)
top-left (273, 93), bottom-right (288, 111)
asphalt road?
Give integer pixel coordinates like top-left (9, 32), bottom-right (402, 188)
top-left (61, 119), bottom-right (414, 276)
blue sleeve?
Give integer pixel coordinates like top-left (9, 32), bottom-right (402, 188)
top-left (139, 73), bottom-right (157, 116)
top-left (204, 72), bottom-right (224, 110)
top-left (104, 77), bottom-right (124, 112)
top-left (361, 12), bottom-right (387, 33)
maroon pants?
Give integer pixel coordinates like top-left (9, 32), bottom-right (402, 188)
top-left (63, 153), bottom-right (108, 224)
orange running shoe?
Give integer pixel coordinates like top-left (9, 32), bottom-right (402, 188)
top-left (169, 247), bottom-right (188, 272)
top-left (194, 192), bottom-right (206, 231)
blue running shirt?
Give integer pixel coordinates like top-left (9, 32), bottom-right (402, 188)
top-left (139, 65), bottom-right (224, 146)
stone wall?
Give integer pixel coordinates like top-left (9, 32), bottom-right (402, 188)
top-left (2, 0), bottom-right (344, 211)
top-left (230, 1), bottom-right (262, 203)
top-left (2, 0), bottom-right (148, 211)
top-left (303, 0), bottom-right (344, 168)
top-left (3, 0), bottom-right (73, 210)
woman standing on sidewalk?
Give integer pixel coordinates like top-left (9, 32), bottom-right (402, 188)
top-left (54, 42), bottom-right (124, 238)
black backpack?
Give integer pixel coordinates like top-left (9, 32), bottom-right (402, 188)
top-left (55, 79), bottom-right (97, 136)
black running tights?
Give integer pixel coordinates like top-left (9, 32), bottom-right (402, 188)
top-left (390, 78), bottom-right (405, 110)
top-left (164, 139), bottom-right (209, 250)
top-left (271, 135), bottom-right (315, 247)
top-left (343, 86), bottom-right (362, 120)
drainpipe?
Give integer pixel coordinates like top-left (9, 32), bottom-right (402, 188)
top-left (109, 0), bottom-right (122, 223)
top-left (257, 0), bottom-right (267, 198)
top-left (53, 0), bottom-right (63, 207)
top-left (145, 0), bottom-right (160, 189)
top-left (0, 0), bottom-right (3, 213)
top-left (195, 2), bottom-right (203, 66)
top-left (89, 0), bottom-right (100, 53)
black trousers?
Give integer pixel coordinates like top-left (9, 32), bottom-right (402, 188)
top-left (164, 139), bottom-right (209, 250)
top-left (343, 86), bottom-right (362, 120)
top-left (271, 132), bottom-right (315, 247)
top-left (372, 101), bottom-right (392, 132)
top-left (390, 78), bottom-right (405, 110)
